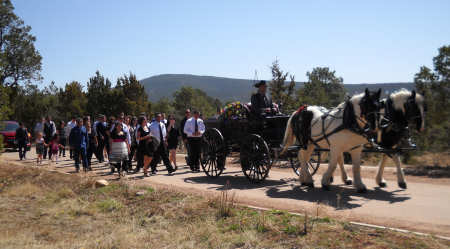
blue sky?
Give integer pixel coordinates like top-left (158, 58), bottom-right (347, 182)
top-left (12, 0), bottom-right (450, 87)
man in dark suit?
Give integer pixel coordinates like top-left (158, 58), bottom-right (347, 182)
top-left (250, 80), bottom-right (272, 117)
top-left (43, 116), bottom-right (56, 159)
top-left (15, 122), bottom-right (29, 160)
top-left (95, 115), bottom-right (107, 163)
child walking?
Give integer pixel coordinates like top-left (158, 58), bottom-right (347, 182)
top-left (35, 132), bottom-right (46, 165)
top-left (48, 135), bottom-right (63, 164)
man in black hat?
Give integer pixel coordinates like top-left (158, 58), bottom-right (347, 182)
top-left (251, 80), bottom-right (272, 117)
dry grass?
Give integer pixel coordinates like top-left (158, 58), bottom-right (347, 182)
top-left (0, 163), bottom-right (448, 249)
top-left (362, 151), bottom-right (450, 168)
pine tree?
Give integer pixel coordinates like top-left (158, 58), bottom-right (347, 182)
top-left (268, 60), bottom-right (296, 112)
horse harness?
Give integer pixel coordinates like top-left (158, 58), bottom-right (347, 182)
top-left (304, 100), bottom-right (377, 150)
top-left (381, 93), bottom-right (423, 134)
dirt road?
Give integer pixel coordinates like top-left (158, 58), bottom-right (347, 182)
top-left (1, 150), bottom-right (450, 237)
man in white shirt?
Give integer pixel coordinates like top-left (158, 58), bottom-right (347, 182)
top-left (34, 117), bottom-right (46, 136)
top-left (183, 110), bottom-right (205, 171)
top-left (148, 113), bottom-right (175, 175)
top-left (161, 113), bottom-right (168, 126)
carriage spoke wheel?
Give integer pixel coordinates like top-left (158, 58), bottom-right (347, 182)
top-left (290, 151), bottom-right (321, 177)
top-left (201, 128), bottom-right (226, 178)
top-left (240, 134), bottom-right (272, 183)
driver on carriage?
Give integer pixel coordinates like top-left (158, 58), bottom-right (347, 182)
top-left (250, 80), bottom-right (277, 117)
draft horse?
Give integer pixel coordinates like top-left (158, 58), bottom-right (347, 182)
top-left (282, 88), bottom-right (382, 193)
top-left (337, 89), bottom-right (426, 189)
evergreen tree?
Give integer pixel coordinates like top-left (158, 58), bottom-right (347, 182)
top-left (413, 45), bottom-right (450, 155)
top-left (269, 60), bottom-right (296, 112)
top-left (0, 0), bottom-right (42, 87)
top-left (57, 81), bottom-right (87, 121)
top-left (297, 67), bottom-right (346, 108)
top-left (173, 86), bottom-right (221, 119)
top-left (116, 73), bottom-right (150, 115)
top-left (86, 71), bottom-right (113, 116)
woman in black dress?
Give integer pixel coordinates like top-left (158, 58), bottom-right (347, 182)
top-left (166, 115), bottom-right (180, 171)
top-left (136, 116), bottom-right (155, 177)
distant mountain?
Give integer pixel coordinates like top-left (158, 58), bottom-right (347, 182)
top-left (140, 74), bottom-right (414, 102)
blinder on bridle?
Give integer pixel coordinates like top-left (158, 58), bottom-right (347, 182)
top-left (404, 90), bottom-right (424, 131)
top-left (359, 88), bottom-right (382, 132)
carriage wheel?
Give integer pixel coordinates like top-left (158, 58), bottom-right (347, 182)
top-left (201, 128), bottom-right (226, 178)
top-left (240, 134), bottom-right (272, 183)
top-left (289, 151), bottom-right (321, 177)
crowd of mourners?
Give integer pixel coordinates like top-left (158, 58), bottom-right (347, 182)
top-left (14, 109), bottom-right (205, 178)
top-left (12, 80), bottom-right (275, 178)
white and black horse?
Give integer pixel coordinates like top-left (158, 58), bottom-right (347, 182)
top-left (337, 89), bottom-right (425, 189)
top-left (282, 89), bottom-right (382, 193)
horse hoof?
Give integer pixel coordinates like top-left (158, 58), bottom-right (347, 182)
top-left (329, 176), bottom-right (334, 183)
top-left (357, 187), bottom-right (367, 193)
top-left (321, 184), bottom-right (330, 191)
top-left (301, 182), bottom-right (314, 188)
top-left (398, 182), bottom-right (407, 189)
top-left (378, 182), bottom-right (387, 188)
top-left (345, 179), bottom-right (353, 185)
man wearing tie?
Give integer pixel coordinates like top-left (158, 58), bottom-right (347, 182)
top-left (183, 110), bottom-right (205, 172)
top-left (149, 113), bottom-right (176, 175)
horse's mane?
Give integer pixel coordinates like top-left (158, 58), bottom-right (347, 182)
top-left (342, 92), bottom-right (365, 129)
top-left (336, 92), bottom-right (364, 114)
top-left (390, 88), bottom-right (424, 113)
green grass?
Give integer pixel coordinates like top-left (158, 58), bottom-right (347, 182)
top-left (96, 198), bottom-right (123, 212)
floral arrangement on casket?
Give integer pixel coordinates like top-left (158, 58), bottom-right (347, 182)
top-left (221, 101), bottom-right (250, 120)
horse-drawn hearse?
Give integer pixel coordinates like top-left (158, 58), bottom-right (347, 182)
top-left (199, 101), bottom-right (315, 183)
top-left (199, 88), bottom-right (425, 192)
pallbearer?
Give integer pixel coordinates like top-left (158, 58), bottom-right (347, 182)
top-left (183, 110), bottom-right (205, 172)
top-left (149, 113), bottom-right (176, 175)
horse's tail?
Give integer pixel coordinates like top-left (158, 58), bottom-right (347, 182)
top-left (281, 112), bottom-right (296, 155)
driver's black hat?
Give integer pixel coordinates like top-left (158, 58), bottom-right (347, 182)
top-left (254, 80), bottom-right (267, 88)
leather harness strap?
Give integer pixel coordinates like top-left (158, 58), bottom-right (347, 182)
top-left (307, 103), bottom-right (373, 149)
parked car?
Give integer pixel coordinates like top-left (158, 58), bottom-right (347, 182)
top-left (0, 121), bottom-right (31, 151)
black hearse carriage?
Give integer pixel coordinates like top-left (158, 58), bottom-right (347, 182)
top-left (200, 102), bottom-right (321, 183)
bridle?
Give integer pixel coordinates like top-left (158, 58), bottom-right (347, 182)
top-left (358, 94), bottom-right (382, 133)
top-left (380, 93), bottom-right (425, 133)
